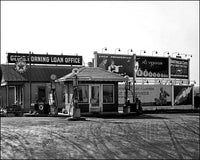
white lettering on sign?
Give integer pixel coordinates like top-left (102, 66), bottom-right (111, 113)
top-left (51, 57), bottom-right (64, 63)
top-left (65, 57), bottom-right (80, 64)
top-left (31, 56), bottom-right (50, 62)
top-left (10, 55), bottom-right (28, 62)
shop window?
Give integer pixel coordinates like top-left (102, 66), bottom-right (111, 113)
top-left (78, 85), bottom-right (89, 103)
top-left (16, 86), bottom-right (23, 104)
top-left (103, 85), bottom-right (114, 103)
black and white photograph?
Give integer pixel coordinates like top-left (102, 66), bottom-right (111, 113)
top-left (0, 1), bottom-right (199, 159)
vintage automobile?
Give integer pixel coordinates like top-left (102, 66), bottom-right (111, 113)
top-left (30, 102), bottom-right (51, 115)
top-left (5, 104), bottom-right (24, 116)
top-left (0, 107), bottom-right (7, 117)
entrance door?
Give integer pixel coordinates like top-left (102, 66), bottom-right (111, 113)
top-left (90, 85), bottom-right (101, 112)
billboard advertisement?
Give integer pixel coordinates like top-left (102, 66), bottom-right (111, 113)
top-left (174, 86), bottom-right (192, 105)
top-left (118, 84), bottom-right (172, 106)
top-left (136, 56), bottom-right (169, 78)
top-left (7, 53), bottom-right (82, 65)
top-left (95, 53), bottom-right (169, 78)
top-left (170, 58), bottom-right (189, 79)
top-left (95, 53), bottom-right (133, 77)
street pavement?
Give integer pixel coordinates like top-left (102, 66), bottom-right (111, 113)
top-left (1, 113), bottom-right (199, 159)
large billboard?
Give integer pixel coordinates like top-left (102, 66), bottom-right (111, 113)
top-left (170, 58), bottom-right (189, 79)
top-left (95, 53), bottom-right (169, 78)
top-left (95, 53), bottom-right (133, 77)
top-left (118, 84), bottom-right (172, 106)
top-left (136, 56), bottom-right (169, 78)
top-left (174, 86), bottom-right (193, 105)
top-left (7, 53), bottom-right (82, 65)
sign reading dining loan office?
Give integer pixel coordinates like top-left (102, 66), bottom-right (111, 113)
top-left (7, 53), bottom-right (82, 65)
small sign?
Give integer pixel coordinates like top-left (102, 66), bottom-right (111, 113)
top-left (50, 74), bottom-right (57, 80)
top-left (72, 68), bottom-right (79, 74)
top-left (15, 58), bottom-right (27, 74)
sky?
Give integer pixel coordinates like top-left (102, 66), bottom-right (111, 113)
top-left (1, 1), bottom-right (199, 85)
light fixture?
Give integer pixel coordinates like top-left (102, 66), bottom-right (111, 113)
top-left (127, 49), bottom-right (133, 54)
top-left (115, 48), bottom-right (121, 53)
top-left (102, 47), bottom-right (107, 53)
top-left (172, 52), bottom-right (179, 57)
top-left (163, 51), bottom-right (169, 56)
top-left (140, 50), bottom-right (146, 55)
top-left (152, 51), bottom-right (158, 56)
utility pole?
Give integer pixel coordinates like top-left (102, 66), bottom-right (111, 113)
top-left (132, 54), bottom-right (136, 104)
top-left (29, 51), bottom-right (32, 108)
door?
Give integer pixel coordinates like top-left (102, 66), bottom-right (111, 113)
top-left (90, 85), bottom-right (101, 112)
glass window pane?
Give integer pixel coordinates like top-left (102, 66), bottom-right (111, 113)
top-left (103, 85), bottom-right (114, 103)
top-left (78, 85), bottom-right (89, 103)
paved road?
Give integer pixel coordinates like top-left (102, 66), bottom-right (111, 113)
top-left (1, 113), bottom-right (199, 159)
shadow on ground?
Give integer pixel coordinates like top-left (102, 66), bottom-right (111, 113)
top-left (82, 113), bottom-right (168, 119)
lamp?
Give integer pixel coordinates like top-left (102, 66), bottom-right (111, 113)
top-left (140, 50), bottom-right (146, 55)
top-left (102, 47), bottom-right (107, 53)
top-left (172, 52), bottom-right (179, 57)
top-left (127, 49), bottom-right (133, 54)
top-left (152, 51), bottom-right (158, 56)
top-left (115, 48), bottom-right (121, 54)
top-left (163, 51), bottom-right (169, 57)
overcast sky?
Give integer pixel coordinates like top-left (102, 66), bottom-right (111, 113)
top-left (1, 1), bottom-right (199, 85)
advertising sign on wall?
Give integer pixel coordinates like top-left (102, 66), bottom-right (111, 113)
top-left (136, 56), bottom-right (169, 78)
top-left (118, 84), bottom-right (172, 106)
top-left (174, 86), bottom-right (192, 105)
top-left (95, 53), bottom-right (133, 77)
top-left (7, 53), bottom-right (82, 65)
top-left (170, 58), bottom-right (189, 79)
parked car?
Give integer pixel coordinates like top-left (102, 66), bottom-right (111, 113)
top-left (0, 107), bottom-right (7, 117)
top-left (5, 104), bottom-right (24, 116)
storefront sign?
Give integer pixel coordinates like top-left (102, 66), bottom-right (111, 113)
top-left (174, 86), bottom-right (192, 105)
top-left (170, 58), bottom-right (189, 79)
top-left (7, 53), bottom-right (82, 65)
top-left (118, 84), bottom-right (172, 106)
top-left (95, 53), bottom-right (134, 77)
top-left (136, 56), bottom-right (169, 78)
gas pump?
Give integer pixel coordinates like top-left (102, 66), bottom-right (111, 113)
top-left (68, 68), bottom-right (86, 121)
top-left (71, 70), bottom-right (80, 118)
top-left (124, 76), bottom-right (131, 113)
top-left (49, 74), bottom-right (58, 115)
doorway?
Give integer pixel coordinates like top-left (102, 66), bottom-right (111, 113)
top-left (89, 85), bottom-right (102, 112)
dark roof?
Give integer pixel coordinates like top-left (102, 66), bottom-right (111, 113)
top-left (1, 64), bottom-right (74, 82)
top-left (57, 67), bottom-right (126, 82)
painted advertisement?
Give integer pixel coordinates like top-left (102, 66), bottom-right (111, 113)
top-left (118, 84), bottom-right (172, 106)
top-left (174, 86), bottom-right (192, 105)
top-left (95, 53), bottom-right (134, 77)
top-left (7, 53), bottom-right (82, 65)
top-left (136, 56), bottom-right (169, 78)
top-left (170, 58), bottom-right (189, 79)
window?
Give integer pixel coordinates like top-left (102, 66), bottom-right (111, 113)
top-left (16, 86), bottom-right (23, 104)
top-left (78, 85), bottom-right (89, 103)
top-left (103, 85), bottom-right (114, 103)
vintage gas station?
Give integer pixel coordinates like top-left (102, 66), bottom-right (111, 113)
top-left (0, 51), bottom-right (196, 117)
